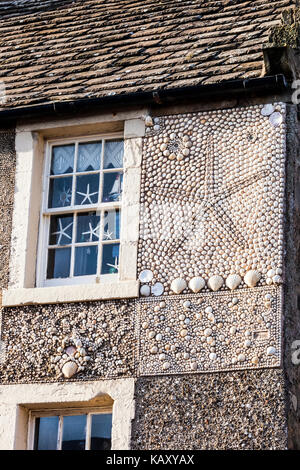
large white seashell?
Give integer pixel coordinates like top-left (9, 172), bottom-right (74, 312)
top-left (267, 346), bottom-right (276, 356)
top-left (151, 282), bottom-right (164, 296)
top-left (269, 111), bottom-right (283, 127)
top-left (171, 278), bottom-right (187, 294)
top-left (261, 104), bottom-right (274, 116)
top-left (225, 274), bottom-right (242, 290)
top-left (139, 269), bottom-right (153, 283)
top-left (140, 285), bottom-right (151, 297)
top-left (244, 270), bottom-right (261, 287)
top-left (62, 361), bottom-right (78, 379)
top-left (144, 115), bottom-right (153, 127)
top-left (207, 275), bottom-right (224, 291)
top-left (188, 276), bottom-right (205, 293)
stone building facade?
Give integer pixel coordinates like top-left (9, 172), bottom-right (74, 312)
top-left (0, 0), bottom-right (300, 450)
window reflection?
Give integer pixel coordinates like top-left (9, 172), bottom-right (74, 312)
top-left (34, 416), bottom-right (59, 450)
top-left (90, 414), bottom-right (112, 450)
top-left (61, 415), bottom-right (87, 451)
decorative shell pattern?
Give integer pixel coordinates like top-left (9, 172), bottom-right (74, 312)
top-left (138, 103), bottom-right (285, 297)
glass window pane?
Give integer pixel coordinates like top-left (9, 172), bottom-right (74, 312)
top-left (48, 176), bottom-right (73, 208)
top-left (76, 212), bottom-right (100, 243)
top-left (75, 174), bottom-right (99, 206)
top-left (102, 172), bottom-right (123, 202)
top-left (103, 209), bottom-right (120, 240)
top-left (101, 243), bottom-right (119, 274)
top-left (74, 245), bottom-right (98, 276)
top-left (51, 144), bottom-right (75, 175)
top-left (77, 142), bottom-right (102, 172)
top-left (61, 415), bottom-right (87, 451)
top-left (34, 416), bottom-right (59, 450)
top-left (104, 140), bottom-right (123, 169)
top-left (47, 247), bottom-right (71, 279)
top-left (49, 214), bottom-right (73, 246)
top-left (90, 414), bottom-right (112, 450)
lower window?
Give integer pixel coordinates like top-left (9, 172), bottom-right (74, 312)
top-left (32, 409), bottom-right (112, 450)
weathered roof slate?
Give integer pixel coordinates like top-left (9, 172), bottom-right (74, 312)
top-left (0, 0), bottom-right (296, 111)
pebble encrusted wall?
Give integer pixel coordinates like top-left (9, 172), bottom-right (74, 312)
top-left (0, 300), bottom-right (137, 383)
top-left (131, 371), bottom-right (288, 450)
top-left (0, 103), bottom-right (287, 384)
top-left (0, 129), bottom-right (15, 290)
top-left (137, 286), bottom-right (282, 376)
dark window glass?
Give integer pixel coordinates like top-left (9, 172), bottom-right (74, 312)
top-left (75, 174), bottom-right (99, 206)
top-left (48, 176), bottom-right (73, 208)
top-left (61, 415), bottom-right (87, 451)
top-left (49, 214), bottom-right (73, 246)
top-left (103, 209), bottom-right (120, 240)
top-left (47, 247), bottom-right (71, 279)
top-left (90, 414), bottom-right (112, 450)
top-left (101, 243), bottom-right (119, 274)
top-left (74, 246), bottom-right (98, 276)
top-left (34, 416), bottom-right (59, 450)
top-left (102, 172), bottom-right (123, 202)
top-left (76, 212), bottom-right (100, 243)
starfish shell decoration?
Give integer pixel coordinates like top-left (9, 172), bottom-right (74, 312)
top-left (149, 134), bottom-right (269, 256)
top-left (52, 218), bottom-right (73, 245)
top-left (77, 184), bottom-right (98, 205)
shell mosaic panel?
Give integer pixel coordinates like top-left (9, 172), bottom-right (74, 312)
top-left (0, 103), bottom-right (287, 383)
top-left (138, 103), bottom-right (286, 298)
top-left (137, 286), bottom-right (282, 376)
top-left (0, 300), bottom-right (137, 384)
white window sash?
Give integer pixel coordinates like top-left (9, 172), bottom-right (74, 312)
top-left (36, 133), bottom-right (123, 287)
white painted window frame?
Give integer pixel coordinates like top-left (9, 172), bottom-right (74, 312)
top-left (37, 133), bottom-right (123, 288)
top-left (2, 114), bottom-right (145, 306)
top-left (28, 406), bottom-right (112, 450)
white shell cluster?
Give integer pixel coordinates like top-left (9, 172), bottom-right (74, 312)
top-left (139, 269), bottom-right (165, 297)
top-left (138, 104), bottom-right (286, 296)
top-left (138, 286), bottom-right (281, 376)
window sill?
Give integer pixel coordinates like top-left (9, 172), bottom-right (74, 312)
top-left (2, 280), bottom-right (139, 306)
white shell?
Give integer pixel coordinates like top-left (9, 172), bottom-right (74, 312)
top-left (269, 111), bottom-right (283, 127)
top-left (162, 361), bottom-right (170, 370)
top-left (188, 276), bottom-right (205, 293)
top-left (140, 285), bottom-right (151, 297)
top-left (267, 346), bottom-right (276, 356)
top-left (139, 269), bottom-right (153, 283)
top-left (238, 354), bottom-right (246, 362)
top-left (244, 270), bottom-right (261, 288)
top-left (225, 274), bottom-right (242, 290)
top-left (151, 282), bottom-right (164, 296)
top-left (144, 115), bottom-right (153, 127)
top-left (170, 278), bottom-right (187, 294)
top-left (62, 361), bottom-right (78, 379)
top-left (183, 300), bottom-right (191, 309)
top-left (272, 275), bottom-right (282, 284)
top-left (207, 275), bottom-right (224, 291)
top-left (261, 104), bottom-right (274, 116)
top-left (209, 353), bottom-right (217, 361)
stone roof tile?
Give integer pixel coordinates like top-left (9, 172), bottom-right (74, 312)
top-left (0, 0), bottom-right (296, 110)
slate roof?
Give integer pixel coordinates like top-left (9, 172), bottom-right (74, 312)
top-left (0, 0), bottom-right (296, 111)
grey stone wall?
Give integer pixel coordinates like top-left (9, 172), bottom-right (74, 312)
top-left (131, 370), bottom-right (288, 450)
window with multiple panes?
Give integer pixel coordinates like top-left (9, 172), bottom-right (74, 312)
top-left (38, 135), bottom-right (123, 286)
top-left (31, 409), bottom-right (112, 450)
